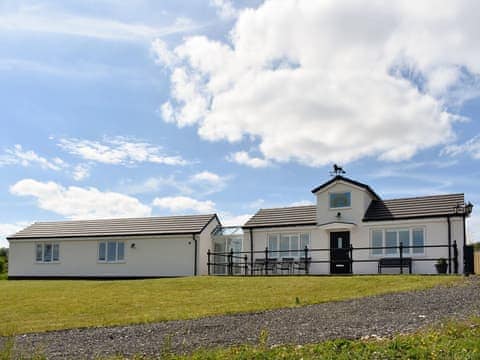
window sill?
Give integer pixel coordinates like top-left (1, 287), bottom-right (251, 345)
top-left (35, 261), bottom-right (60, 264)
top-left (329, 206), bottom-right (352, 211)
top-left (97, 261), bottom-right (126, 264)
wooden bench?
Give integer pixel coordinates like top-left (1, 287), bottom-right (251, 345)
top-left (378, 257), bottom-right (412, 274)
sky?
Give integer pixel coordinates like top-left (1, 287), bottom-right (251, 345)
top-left (1, 0), bottom-right (480, 247)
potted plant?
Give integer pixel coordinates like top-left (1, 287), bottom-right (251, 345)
top-left (435, 258), bottom-right (448, 274)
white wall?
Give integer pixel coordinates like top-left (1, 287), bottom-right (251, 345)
top-left (198, 217), bottom-right (220, 275)
top-left (8, 234), bottom-right (197, 277)
top-left (247, 217), bottom-right (464, 275)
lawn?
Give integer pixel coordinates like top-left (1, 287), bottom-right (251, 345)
top-left (161, 317), bottom-right (480, 360)
top-left (0, 275), bottom-right (461, 335)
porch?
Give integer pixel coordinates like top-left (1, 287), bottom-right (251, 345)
top-left (207, 241), bottom-right (461, 276)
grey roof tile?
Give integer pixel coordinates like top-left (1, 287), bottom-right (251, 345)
top-left (244, 205), bottom-right (317, 228)
top-left (8, 214), bottom-right (218, 240)
top-left (363, 194), bottom-right (465, 221)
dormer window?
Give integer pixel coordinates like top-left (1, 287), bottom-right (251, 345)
top-left (329, 192), bottom-right (351, 209)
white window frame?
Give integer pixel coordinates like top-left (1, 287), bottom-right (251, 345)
top-left (35, 242), bottom-right (60, 263)
top-left (329, 192), bottom-right (351, 209)
top-left (98, 240), bottom-right (126, 263)
top-left (267, 232), bottom-right (311, 258)
top-left (369, 227), bottom-right (425, 257)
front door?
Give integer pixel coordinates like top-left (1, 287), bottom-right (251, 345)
top-left (330, 231), bottom-right (351, 274)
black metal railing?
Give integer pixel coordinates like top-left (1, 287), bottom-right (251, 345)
top-left (207, 241), bottom-right (459, 276)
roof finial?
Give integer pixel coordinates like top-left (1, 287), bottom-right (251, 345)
top-left (330, 164), bottom-right (346, 176)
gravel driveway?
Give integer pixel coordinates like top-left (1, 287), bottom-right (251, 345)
top-left (7, 276), bottom-right (480, 359)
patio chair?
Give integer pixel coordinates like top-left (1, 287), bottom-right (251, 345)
top-left (253, 258), bottom-right (266, 275)
top-left (278, 257), bottom-right (294, 274)
top-left (264, 258), bottom-right (277, 274)
top-left (294, 257), bottom-right (311, 274)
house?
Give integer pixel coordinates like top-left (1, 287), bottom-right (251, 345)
top-left (7, 174), bottom-right (474, 278)
top-left (242, 175), bottom-right (472, 275)
top-left (7, 214), bottom-right (219, 279)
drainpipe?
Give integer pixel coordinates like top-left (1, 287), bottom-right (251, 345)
top-left (249, 228), bottom-right (254, 276)
top-left (192, 234), bottom-right (197, 276)
top-left (447, 216), bottom-right (452, 274)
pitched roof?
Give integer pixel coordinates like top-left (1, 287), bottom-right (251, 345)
top-left (363, 193), bottom-right (465, 221)
top-left (7, 214), bottom-right (219, 240)
top-left (311, 175), bottom-right (381, 199)
top-left (243, 205), bottom-right (316, 229)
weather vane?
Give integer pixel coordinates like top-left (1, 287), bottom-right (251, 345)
top-left (330, 164), bottom-right (346, 176)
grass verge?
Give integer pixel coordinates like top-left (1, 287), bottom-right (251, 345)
top-left (0, 275), bottom-right (461, 335)
top-left (160, 317), bottom-right (480, 359)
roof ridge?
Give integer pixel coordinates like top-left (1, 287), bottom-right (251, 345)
top-left (33, 213), bottom-right (217, 225)
top-left (258, 204), bottom-right (316, 211)
top-left (379, 193), bottom-right (464, 202)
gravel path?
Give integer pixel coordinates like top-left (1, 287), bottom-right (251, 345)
top-left (7, 276), bottom-right (480, 359)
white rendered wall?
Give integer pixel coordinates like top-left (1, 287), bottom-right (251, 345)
top-left (8, 234), bottom-right (197, 277)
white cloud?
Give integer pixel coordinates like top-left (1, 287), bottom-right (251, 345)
top-left (442, 135), bottom-right (480, 159)
top-left (72, 164), bottom-right (90, 181)
top-left (0, 7), bottom-right (200, 41)
top-left (227, 151), bottom-right (271, 168)
top-left (153, 0), bottom-right (480, 167)
top-left (0, 144), bottom-right (64, 171)
top-left (289, 200), bottom-right (314, 206)
top-left (122, 170), bottom-right (229, 196)
top-left (468, 213), bottom-right (480, 244)
top-left (210, 0), bottom-right (238, 20)
top-left (0, 222), bottom-right (31, 248)
top-left (58, 136), bottom-right (188, 166)
top-left (219, 213), bottom-right (252, 226)
top-left (153, 196), bottom-right (215, 214)
top-left (10, 179), bottom-right (151, 220)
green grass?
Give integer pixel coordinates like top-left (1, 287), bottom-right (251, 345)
top-left (0, 275), bottom-right (461, 335)
top-left (159, 317), bottom-right (480, 360)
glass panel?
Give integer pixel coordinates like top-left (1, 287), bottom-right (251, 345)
top-left (300, 233), bottom-right (310, 250)
top-left (98, 242), bottom-right (106, 261)
top-left (290, 235), bottom-right (299, 257)
top-left (117, 242), bottom-right (124, 261)
top-left (337, 237), bottom-right (343, 249)
top-left (52, 244), bottom-right (59, 261)
top-left (36, 244), bottom-right (43, 262)
top-left (385, 231), bottom-right (397, 255)
top-left (329, 192), bottom-right (351, 208)
top-left (280, 235), bottom-right (289, 256)
top-left (371, 230), bottom-right (383, 255)
top-left (44, 244), bottom-right (52, 262)
top-left (399, 230), bottom-right (410, 254)
top-left (107, 241), bottom-right (117, 262)
top-left (412, 229), bottom-right (424, 254)
top-left (268, 235), bottom-right (278, 257)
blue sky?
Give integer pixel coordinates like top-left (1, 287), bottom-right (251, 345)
top-left (1, 0), bottom-right (479, 247)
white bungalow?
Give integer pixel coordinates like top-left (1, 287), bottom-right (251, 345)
top-left (7, 175), bottom-right (474, 278)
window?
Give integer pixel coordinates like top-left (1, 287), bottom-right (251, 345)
top-left (329, 192), bottom-right (351, 208)
top-left (35, 243), bottom-right (60, 263)
top-left (370, 228), bottom-right (425, 256)
top-left (371, 230), bottom-right (383, 255)
top-left (267, 233), bottom-right (310, 258)
top-left (412, 229), bottom-right (424, 254)
top-left (98, 241), bottom-right (125, 262)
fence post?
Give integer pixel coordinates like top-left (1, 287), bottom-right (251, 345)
top-left (207, 249), bottom-right (211, 276)
top-left (229, 248), bottom-right (233, 275)
top-left (453, 241), bottom-right (459, 274)
top-left (304, 246), bottom-right (309, 275)
top-left (244, 254), bottom-right (248, 276)
top-left (349, 244), bottom-right (353, 274)
top-left (399, 241), bottom-right (404, 274)
top-left (265, 246), bottom-right (269, 275)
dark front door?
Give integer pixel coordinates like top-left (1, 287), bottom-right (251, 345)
top-left (330, 231), bottom-right (351, 274)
